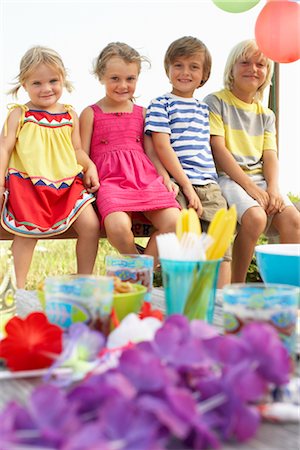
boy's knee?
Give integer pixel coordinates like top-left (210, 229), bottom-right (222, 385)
top-left (241, 207), bottom-right (267, 235)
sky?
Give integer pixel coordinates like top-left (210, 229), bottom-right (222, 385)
top-left (1, 0), bottom-right (299, 194)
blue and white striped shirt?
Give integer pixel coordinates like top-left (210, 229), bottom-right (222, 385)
top-left (145, 93), bottom-right (217, 185)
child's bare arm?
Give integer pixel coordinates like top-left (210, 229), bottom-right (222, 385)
top-left (210, 135), bottom-right (269, 209)
top-left (151, 132), bottom-right (203, 215)
top-left (0, 109), bottom-right (20, 209)
top-left (79, 107), bottom-right (94, 156)
top-left (263, 150), bottom-right (285, 214)
top-left (71, 110), bottom-right (100, 193)
top-left (144, 135), bottom-right (178, 194)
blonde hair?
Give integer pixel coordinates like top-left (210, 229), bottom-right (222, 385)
top-left (93, 42), bottom-right (149, 81)
top-left (164, 36), bottom-right (212, 87)
top-left (223, 39), bottom-right (274, 102)
top-left (8, 46), bottom-right (73, 98)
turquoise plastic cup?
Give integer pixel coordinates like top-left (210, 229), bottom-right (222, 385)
top-left (160, 258), bottom-right (221, 323)
top-left (223, 283), bottom-right (299, 356)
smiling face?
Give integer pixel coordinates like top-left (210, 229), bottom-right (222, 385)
top-left (23, 63), bottom-right (63, 111)
top-left (167, 52), bottom-right (204, 98)
top-left (101, 56), bottom-right (139, 106)
top-left (231, 52), bottom-right (268, 102)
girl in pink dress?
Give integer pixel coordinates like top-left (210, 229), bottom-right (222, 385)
top-left (80, 42), bottom-right (180, 264)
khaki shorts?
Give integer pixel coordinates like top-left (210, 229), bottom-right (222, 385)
top-left (176, 183), bottom-right (232, 261)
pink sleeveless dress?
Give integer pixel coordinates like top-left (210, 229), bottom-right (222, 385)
top-left (89, 104), bottom-right (179, 220)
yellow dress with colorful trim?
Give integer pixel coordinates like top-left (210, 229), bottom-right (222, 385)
top-left (1, 104), bottom-right (95, 237)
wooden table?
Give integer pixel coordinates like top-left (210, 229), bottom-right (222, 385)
top-left (0, 288), bottom-right (299, 449)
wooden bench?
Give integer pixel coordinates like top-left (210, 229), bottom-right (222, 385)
top-left (0, 213), bottom-right (154, 241)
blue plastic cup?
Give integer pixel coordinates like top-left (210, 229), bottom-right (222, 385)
top-left (160, 259), bottom-right (221, 323)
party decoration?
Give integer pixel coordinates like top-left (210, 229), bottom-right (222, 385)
top-left (0, 317), bottom-right (291, 449)
top-left (0, 312), bottom-right (63, 371)
top-left (175, 207), bottom-right (201, 240)
top-left (206, 205), bottom-right (237, 260)
top-left (212, 0), bottom-right (261, 13)
top-left (255, 1), bottom-right (300, 63)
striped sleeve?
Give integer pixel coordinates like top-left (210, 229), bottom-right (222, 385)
top-left (263, 110), bottom-right (277, 151)
top-left (145, 97), bottom-right (171, 135)
top-left (203, 94), bottom-right (225, 137)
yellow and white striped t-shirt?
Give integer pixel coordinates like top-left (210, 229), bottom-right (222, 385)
top-left (204, 89), bottom-right (277, 177)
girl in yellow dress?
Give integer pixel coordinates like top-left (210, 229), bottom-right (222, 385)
top-left (0, 46), bottom-right (100, 288)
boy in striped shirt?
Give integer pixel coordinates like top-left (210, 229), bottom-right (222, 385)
top-left (145, 36), bottom-right (231, 287)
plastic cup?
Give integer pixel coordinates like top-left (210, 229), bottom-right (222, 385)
top-left (44, 275), bottom-right (114, 334)
top-left (0, 248), bottom-right (16, 336)
top-left (105, 254), bottom-right (154, 302)
top-left (160, 258), bottom-right (221, 323)
top-left (223, 283), bottom-right (299, 356)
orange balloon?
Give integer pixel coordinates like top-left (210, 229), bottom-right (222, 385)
top-left (255, 1), bottom-right (300, 63)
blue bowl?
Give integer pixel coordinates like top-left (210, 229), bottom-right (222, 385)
top-left (255, 244), bottom-right (300, 287)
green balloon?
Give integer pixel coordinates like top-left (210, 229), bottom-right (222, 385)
top-left (212, 0), bottom-right (261, 13)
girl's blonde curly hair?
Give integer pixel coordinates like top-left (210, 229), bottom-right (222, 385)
top-left (8, 46), bottom-right (73, 98)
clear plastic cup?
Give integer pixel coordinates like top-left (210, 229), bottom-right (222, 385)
top-left (223, 283), bottom-right (299, 356)
top-left (105, 254), bottom-right (154, 302)
top-left (44, 275), bottom-right (114, 334)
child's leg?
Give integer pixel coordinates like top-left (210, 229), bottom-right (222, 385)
top-left (72, 204), bottom-right (100, 274)
top-left (12, 236), bottom-right (38, 289)
top-left (104, 211), bottom-right (138, 254)
top-left (218, 261), bottom-right (231, 288)
top-left (271, 206), bottom-right (300, 242)
top-left (232, 206), bottom-right (267, 283)
top-left (144, 208), bottom-right (180, 266)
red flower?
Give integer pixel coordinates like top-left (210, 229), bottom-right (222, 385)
top-left (139, 302), bottom-right (164, 321)
top-left (0, 312), bottom-right (63, 371)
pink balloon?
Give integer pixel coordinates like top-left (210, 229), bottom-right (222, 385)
top-left (255, 1), bottom-right (300, 63)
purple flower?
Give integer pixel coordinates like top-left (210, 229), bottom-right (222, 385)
top-left (0, 402), bottom-right (38, 447)
top-left (151, 316), bottom-right (210, 371)
top-left (62, 423), bottom-right (111, 450)
top-left (67, 371), bottom-right (136, 418)
top-left (98, 396), bottom-right (167, 450)
top-left (0, 318), bottom-right (293, 449)
top-left (239, 322), bottom-right (291, 385)
top-left (27, 384), bottom-right (80, 446)
top-left (117, 346), bottom-right (172, 392)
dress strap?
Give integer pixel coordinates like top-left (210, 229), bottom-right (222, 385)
top-left (4, 104), bottom-right (28, 137)
top-left (63, 104), bottom-right (74, 127)
top-left (63, 104), bottom-right (74, 113)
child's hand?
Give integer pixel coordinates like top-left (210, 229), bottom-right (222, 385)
top-left (84, 164), bottom-right (100, 193)
top-left (164, 179), bottom-right (179, 196)
top-left (245, 183), bottom-right (269, 210)
top-left (266, 188), bottom-right (285, 215)
top-left (182, 184), bottom-right (203, 217)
